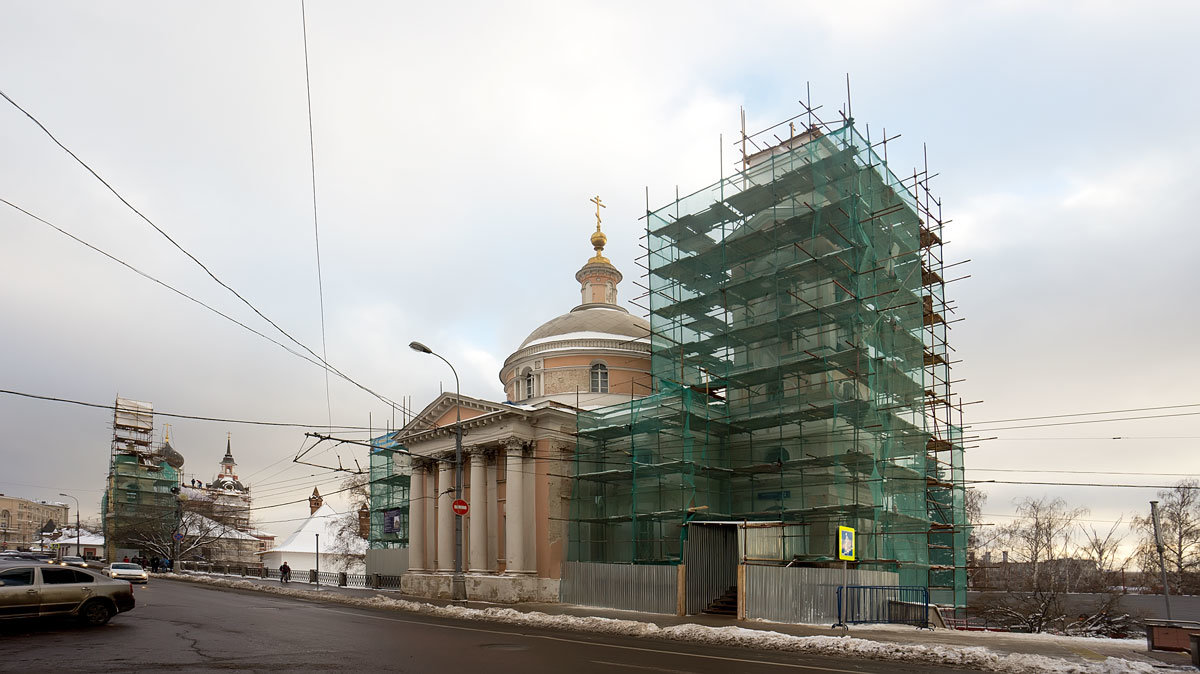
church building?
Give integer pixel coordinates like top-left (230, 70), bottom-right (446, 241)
top-left (381, 212), bottom-right (652, 602)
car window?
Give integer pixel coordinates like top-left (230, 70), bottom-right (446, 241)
top-left (41, 567), bottom-right (93, 584)
top-left (0, 567), bottom-right (34, 586)
top-left (112, 563), bottom-right (141, 570)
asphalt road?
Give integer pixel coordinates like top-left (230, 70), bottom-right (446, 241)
top-left (0, 579), bottom-right (978, 673)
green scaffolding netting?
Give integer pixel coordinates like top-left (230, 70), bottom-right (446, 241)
top-left (569, 120), bottom-right (967, 608)
top-left (368, 440), bottom-right (410, 549)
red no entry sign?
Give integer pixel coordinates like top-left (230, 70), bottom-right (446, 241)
top-left (451, 499), bottom-right (469, 516)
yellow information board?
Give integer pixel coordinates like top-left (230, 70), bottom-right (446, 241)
top-left (838, 526), bottom-right (856, 561)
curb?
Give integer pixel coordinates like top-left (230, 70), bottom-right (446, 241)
top-left (157, 572), bottom-right (1155, 674)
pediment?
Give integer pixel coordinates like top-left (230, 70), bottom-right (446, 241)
top-left (401, 393), bottom-right (508, 434)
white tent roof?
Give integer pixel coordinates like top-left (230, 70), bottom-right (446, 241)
top-left (261, 503), bottom-right (361, 555)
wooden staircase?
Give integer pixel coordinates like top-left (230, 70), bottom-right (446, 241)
top-left (702, 586), bottom-right (738, 616)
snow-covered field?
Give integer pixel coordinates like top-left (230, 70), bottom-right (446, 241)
top-left (162, 573), bottom-right (1162, 673)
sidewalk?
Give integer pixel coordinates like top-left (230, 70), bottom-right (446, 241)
top-left (157, 571), bottom-right (1194, 673)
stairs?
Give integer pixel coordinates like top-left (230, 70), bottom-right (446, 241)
top-left (702, 586), bottom-right (738, 616)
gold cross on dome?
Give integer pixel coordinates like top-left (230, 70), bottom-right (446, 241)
top-left (590, 195), bottom-right (606, 230)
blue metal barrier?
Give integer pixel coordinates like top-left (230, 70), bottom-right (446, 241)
top-left (836, 585), bottom-right (930, 628)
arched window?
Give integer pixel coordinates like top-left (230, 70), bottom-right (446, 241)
top-left (590, 363), bottom-right (609, 393)
top-left (524, 372), bottom-right (535, 399)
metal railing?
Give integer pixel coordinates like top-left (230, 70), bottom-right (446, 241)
top-left (175, 564), bottom-right (405, 592)
top-left (837, 585), bottom-right (930, 628)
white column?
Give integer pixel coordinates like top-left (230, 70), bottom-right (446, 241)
top-left (408, 461), bottom-right (426, 572)
top-left (486, 454), bottom-right (499, 571)
top-left (423, 467), bottom-right (435, 571)
top-left (505, 443), bottom-right (528, 574)
top-left (468, 450), bottom-right (488, 573)
top-left (437, 459), bottom-right (454, 572)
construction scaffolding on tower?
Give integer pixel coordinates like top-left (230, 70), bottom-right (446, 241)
top-left (569, 101), bottom-right (968, 609)
top-left (101, 397), bottom-right (182, 560)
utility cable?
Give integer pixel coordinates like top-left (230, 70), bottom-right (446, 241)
top-left (0, 388), bottom-right (371, 430)
top-left (1, 198), bottom-right (328, 373)
top-left (971, 402), bottom-right (1200, 425)
top-left (299, 0), bottom-right (332, 432)
top-left (0, 87), bottom-right (409, 417)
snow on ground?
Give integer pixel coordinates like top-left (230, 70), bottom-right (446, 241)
top-left (163, 573), bottom-right (1157, 673)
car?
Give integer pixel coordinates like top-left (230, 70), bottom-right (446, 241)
top-left (57, 556), bottom-right (95, 569)
top-left (104, 563), bottom-right (149, 583)
top-left (0, 561), bottom-right (135, 625)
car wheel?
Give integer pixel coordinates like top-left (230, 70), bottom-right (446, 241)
top-left (79, 600), bottom-right (114, 626)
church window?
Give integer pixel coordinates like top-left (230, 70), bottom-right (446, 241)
top-left (524, 373), bottom-right (534, 399)
top-left (590, 363), bottom-right (609, 393)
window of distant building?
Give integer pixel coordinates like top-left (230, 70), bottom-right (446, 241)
top-left (523, 369), bottom-right (535, 400)
top-left (591, 363), bottom-right (609, 393)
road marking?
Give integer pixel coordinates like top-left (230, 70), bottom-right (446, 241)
top-left (318, 608), bottom-right (863, 672)
top-left (591, 659), bottom-right (698, 673)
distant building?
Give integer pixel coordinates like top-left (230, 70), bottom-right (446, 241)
top-left (0, 493), bottom-right (68, 551)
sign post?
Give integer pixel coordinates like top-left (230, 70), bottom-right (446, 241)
top-left (451, 499), bottom-right (469, 517)
top-left (837, 526), bottom-right (855, 630)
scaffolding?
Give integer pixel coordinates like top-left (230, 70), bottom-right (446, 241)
top-left (570, 108), bottom-right (968, 608)
top-left (367, 435), bottom-right (410, 549)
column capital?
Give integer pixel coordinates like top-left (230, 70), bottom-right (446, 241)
top-left (501, 436), bottom-right (529, 453)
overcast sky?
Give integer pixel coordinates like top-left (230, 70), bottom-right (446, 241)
top-left (2, 1), bottom-right (1197, 552)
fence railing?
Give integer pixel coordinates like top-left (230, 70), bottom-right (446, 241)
top-left (837, 585), bottom-right (930, 628)
top-left (175, 564), bottom-right (404, 591)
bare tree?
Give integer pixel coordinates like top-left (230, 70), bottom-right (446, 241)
top-left (1077, 517), bottom-right (1129, 593)
top-left (977, 496), bottom-right (1088, 633)
top-left (327, 472), bottom-right (369, 572)
top-left (117, 509), bottom-right (241, 561)
top-left (1132, 480), bottom-right (1200, 594)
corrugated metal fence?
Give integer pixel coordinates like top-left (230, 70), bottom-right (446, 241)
top-left (684, 524), bottom-right (738, 614)
top-left (561, 561), bottom-right (678, 614)
top-left (744, 565), bottom-right (899, 625)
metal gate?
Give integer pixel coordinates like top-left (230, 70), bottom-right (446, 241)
top-left (684, 523), bottom-right (738, 614)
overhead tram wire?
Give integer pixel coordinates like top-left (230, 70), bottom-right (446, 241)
top-left (0, 87), bottom-right (411, 419)
top-left (299, 0), bottom-right (332, 432)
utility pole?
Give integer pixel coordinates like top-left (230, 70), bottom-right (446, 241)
top-left (1150, 500), bottom-right (1173, 620)
top-left (171, 485), bottom-right (182, 565)
top-left (59, 493), bottom-right (80, 559)
top-left (315, 533), bottom-right (320, 588)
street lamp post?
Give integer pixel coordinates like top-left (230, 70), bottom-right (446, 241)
top-left (58, 493), bottom-right (80, 559)
top-left (409, 340), bottom-right (466, 601)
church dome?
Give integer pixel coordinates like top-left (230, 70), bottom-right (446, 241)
top-left (159, 439), bottom-right (185, 469)
top-left (500, 203), bottom-right (653, 407)
top-left (519, 304), bottom-right (649, 349)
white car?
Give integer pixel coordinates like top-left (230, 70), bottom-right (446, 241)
top-left (105, 563), bottom-right (148, 583)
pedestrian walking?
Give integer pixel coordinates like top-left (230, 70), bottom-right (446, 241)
top-left (279, 561), bottom-right (291, 585)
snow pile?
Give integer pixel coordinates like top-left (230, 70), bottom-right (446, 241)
top-left (164, 573), bottom-right (1155, 673)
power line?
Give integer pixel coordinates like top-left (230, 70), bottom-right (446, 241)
top-left (970, 468), bottom-right (1198, 477)
top-left (980, 411), bottom-right (1200, 432)
top-left (0, 388), bottom-right (372, 430)
top-left (0, 87), bottom-right (411, 418)
top-left (968, 479), bottom-right (1197, 490)
top-left (972, 402), bottom-right (1200, 425)
top-left (1, 197), bottom-right (331, 373)
top-left (299, 0), bottom-right (332, 432)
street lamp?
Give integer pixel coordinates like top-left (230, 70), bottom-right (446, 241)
top-left (58, 493), bottom-right (80, 560)
top-left (409, 340), bottom-right (466, 601)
